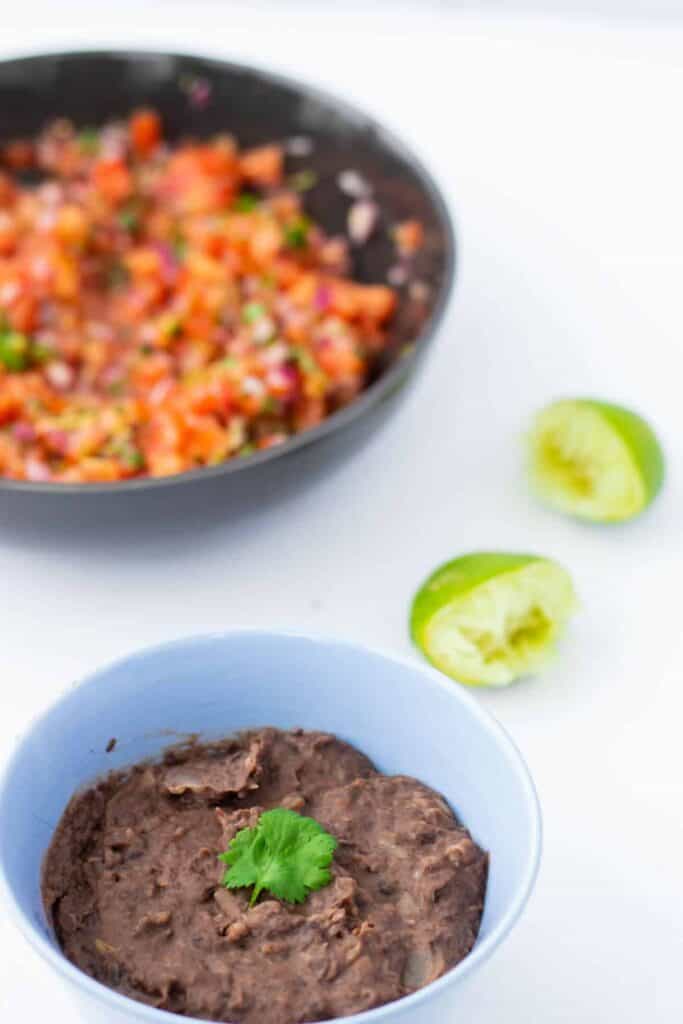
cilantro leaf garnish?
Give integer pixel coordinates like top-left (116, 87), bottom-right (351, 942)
top-left (218, 808), bottom-right (337, 907)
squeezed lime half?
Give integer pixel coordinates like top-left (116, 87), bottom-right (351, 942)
top-left (529, 398), bottom-right (664, 523)
top-left (411, 552), bottom-right (577, 687)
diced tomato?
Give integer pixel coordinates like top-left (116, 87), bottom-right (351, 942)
top-left (248, 220), bottom-right (283, 267)
top-left (354, 284), bottom-right (397, 323)
top-left (294, 396), bottom-right (325, 430)
top-left (93, 159), bottom-right (133, 203)
top-left (239, 145), bottom-right (284, 187)
top-left (129, 109), bottom-right (161, 157)
top-left (287, 274), bottom-right (318, 308)
top-left (0, 172), bottom-right (16, 207)
top-left (394, 219), bottom-right (424, 255)
top-left (54, 204), bottom-right (88, 246)
top-left (0, 212), bottom-right (17, 255)
top-left (2, 140), bottom-right (34, 171)
top-left (131, 353), bottom-right (173, 390)
top-left (184, 413), bottom-right (231, 463)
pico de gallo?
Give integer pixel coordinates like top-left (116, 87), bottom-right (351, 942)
top-left (0, 110), bottom-right (402, 483)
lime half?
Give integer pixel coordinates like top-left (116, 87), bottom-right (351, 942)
top-left (411, 553), bottom-right (577, 687)
top-left (529, 399), bottom-right (664, 523)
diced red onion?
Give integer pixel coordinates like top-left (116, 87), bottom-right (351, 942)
top-left (153, 242), bottom-right (178, 285)
top-left (273, 295), bottom-right (294, 320)
top-left (314, 285), bottom-right (332, 311)
top-left (12, 421), bottom-right (36, 443)
top-left (44, 361), bottom-right (75, 391)
top-left (188, 77), bottom-right (212, 110)
top-left (30, 256), bottom-right (52, 283)
top-left (34, 330), bottom-right (57, 349)
top-left (408, 280), bottom-right (431, 302)
top-left (37, 182), bottom-right (64, 207)
top-left (241, 276), bottom-right (259, 298)
top-left (37, 210), bottom-right (58, 232)
top-left (148, 379), bottom-right (173, 405)
top-left (266, 366), bottom-right (298, 396)
top-left (285, 136), bottom-right (314, 158)
top-left (138, 323), bottom-right (157, 345)
top-left (259, 432), bottom-right (288, 449)
top-left (241, 375), bottom-right (265, 398)
top-left (319, 236), bottom-right (350, 274)
top-left (25, 456), bottom-right (51, 482)
top-left (260, 341), bottom-right (289, 367)
top-left (99, 123), bottom-right (128, 160)
top-left (347, 199), bottom-right (379, 246)
top-left (337, 169), bottom-right (372, 199)
top-left (43, 429), bottom-right (70, 455)
top-left (252, 316), bottom-right (275, 345)
top-left (88, 321), bottom-right (115, 343)
top-left (387, 264), bottom-right (409, 287)
top-left (99, 365), bottom-right (124, 389)
top-left (0, 281), bottom-right (20, 304)
top-left (47, 119), bottom-right (73, 143)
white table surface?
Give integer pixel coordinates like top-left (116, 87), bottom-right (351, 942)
top-left (1, 5), bottom-right (682, 1022)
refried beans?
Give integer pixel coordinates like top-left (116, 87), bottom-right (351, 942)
top-left (42, 727), bottom-right (488, 1023)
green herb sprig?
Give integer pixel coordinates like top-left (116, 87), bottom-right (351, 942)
top-left (219, 808), bottom-right (337, 907)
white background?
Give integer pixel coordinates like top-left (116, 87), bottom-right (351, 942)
top-left (1, 4), bottom-right (682, 1022)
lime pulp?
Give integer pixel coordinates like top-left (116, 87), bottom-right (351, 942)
top-left (411, 552), bottom-right (577, 687)
top-left (529, 398), bottom-right (664, 523)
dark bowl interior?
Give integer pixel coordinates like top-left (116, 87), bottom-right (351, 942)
top-left (0, 50), bottom-right (455, 494)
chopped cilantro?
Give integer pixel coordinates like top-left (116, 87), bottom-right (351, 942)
top-left (292, 346), bottom-right (317, 374)
top-left (262, 395), bottom-right (281, 415)
top-left (288, 169), bottom-right (318, 193)
top-left (122, 447), bottom-right (145, 471)
top-left (108, 262), bottom-right (130, 290)
top-left (242, 302), bottom-right (265, 324)
top-left (219, 808), bottom-right (337, 906)
top-left (77, 128), bottom-right (100, 155)
top-left (0, 329), bottom-right (31, 372)
top-left (159, 316), bottom-right (183, 340)
top-left (118, 204), bottom-right (141, 234)
top-left (171, 235), bottom-right (187, 261)
top-left (234, 193), bottom-right (260, 212)
top-left (284, 216), bottom-right (311, 250)
top-left (31, 342), bottom-right (53, 365)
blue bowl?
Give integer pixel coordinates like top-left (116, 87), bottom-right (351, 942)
top-left (0, 632), bottom-right (541, 1024)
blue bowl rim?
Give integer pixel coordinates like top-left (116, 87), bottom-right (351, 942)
top-left (0, 629), bottom-right (542, 1023)
top-left (0, 48), bottom-right (456, 497)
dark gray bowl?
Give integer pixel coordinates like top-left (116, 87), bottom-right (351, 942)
top-left (0, 50), bottom-right (455, 495)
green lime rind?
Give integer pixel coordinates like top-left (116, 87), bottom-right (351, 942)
top-left (580, 399), bottom-right (664, 507)
top-left (411, 552), bottom-right (541, 628)
top-left (529, 398), bottom-right (664, 523)
top-left (411, 552), bottom-right (577, 687)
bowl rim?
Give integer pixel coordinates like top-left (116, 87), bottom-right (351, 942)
top-left (0, 628), bottom-right (541, 1024)
top-left (0, 48), bottom-right (456, 496)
